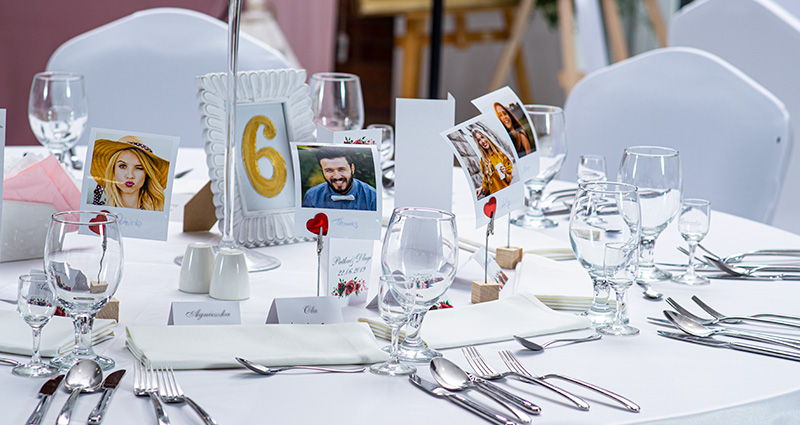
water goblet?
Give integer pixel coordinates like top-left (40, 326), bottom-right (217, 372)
top-left (45, 211), bottom-right (123, 371)
top-left (382, 207), bottom-right (458, 362)
top-left (673, 198), bottom-right (711, 285)
top-left (569, 182), bottom-right (641, 325)
top-left (13, 274), bottom-right (60, 378)
top-left (309, 72), bottom-right (364, 131)
top-left (512, 105), bottom-right (567, 229)
top-left (618, 146), bottom-right (682, 283)
top-left (577, 154), bottom-right (607, 184)
top-left (28, 72), bottom-right (88, 168)
top-left (369, 275), bottom-right (416, 376)
top-left (597, 242), bottom-right (640, 336)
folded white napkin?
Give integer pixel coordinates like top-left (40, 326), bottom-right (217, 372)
top-left (458, 217), bottom-right (574, 260)
top-left (0, 310), bottom-right (117, 357)
top-left (126, 322), bottom-right (389, 370)
top-left (512, 254), bottom-right (596, 311)
top-left (421, 292), bottom-right (591, 349)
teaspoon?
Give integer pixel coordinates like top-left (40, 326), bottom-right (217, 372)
top-left (236, 357), bottom-right (366, 375)
top-left (56, 359), bottom-right (103, 425)
top-left (513, 333), bottom-right (601, 352)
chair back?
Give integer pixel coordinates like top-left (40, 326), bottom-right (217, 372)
top-left (46, 7), bottom-right (292, 148)
top-left (563, 47), bottom-right (792, 224)
top-left (669, 0), bottom-right (800, 229)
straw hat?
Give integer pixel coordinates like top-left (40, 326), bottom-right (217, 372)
top-left (90, 136), bottom-right (169, 189)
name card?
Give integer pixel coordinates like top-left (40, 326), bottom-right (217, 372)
top-left (322, 238), bottom-right (375, 306)
top-left (266, 296), bottom-right (344, 324)
top-left (168, 301), bottom-right (241, 325)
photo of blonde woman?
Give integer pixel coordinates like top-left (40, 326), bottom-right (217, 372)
top-left (473, 128), bottom-right (514, 198)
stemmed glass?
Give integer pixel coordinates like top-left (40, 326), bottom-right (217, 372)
top-left (512, 105), bottom-right (567, 229)
top-left (577, 155), bottom-right (606, 184)
top-left (28, 72), bottom-right (88, 168)
top-left (569, 182), bottom-right (641, 325)
top-left (13, 274), bottom-right (59, 378)
top-left (366, 124), bottom-right (395, 194)
top-left (309, 72), bottom-right (364, 131)
top-left (369, 275), bottom-right (416, 376)
top-left (673, 199), bottom-right (711, 285)
top-left (44, 211), bottom-right (123, 371)
top-left (618, 146), bottom-right (682, 283)
top-left (598, 242), bottom-right (640, 336)
top-left (382, 207), bottom-right (458, 362)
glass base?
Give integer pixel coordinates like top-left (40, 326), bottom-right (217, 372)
top-left (597, 323), bottom-right (640, 336)
top-left (637, 265), bottom-right (673, 283)
top-left (12, 362), bottom-right (59, 378)
top-left (174, 245), bottom-right (281, 273)
top-left (50, 353), bottom-right (115, 371)
top-left (672, 273), bottom-right (710, 286)
top-left (370, 361), bottom-right (416, 376)
top-left (511, 211), bottom-right (558, 229)
top-left (395, 343), bottom-right (442, 363)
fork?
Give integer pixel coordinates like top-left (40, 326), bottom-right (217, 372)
top-left (158, 367), bottom-right (218, 425)
top-left (499, 350), bottom-right (640, 413)
top-left (667, 297), bottom-right (800, 330)
top-left (698, 244), bottom-right (800, 264)
top-left (133, 361), bottom-right (171, 425)
top-left (692, 295), bottom-right (800, 323)
top-left (461, 346), bottom-right (589, 411)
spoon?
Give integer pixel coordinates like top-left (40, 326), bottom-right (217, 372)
top-left (513, 333), bottom-right (601, 352)
top-left (56, 359), bottom-right (103, 425)
top-left (663, 311), bottom-right (800, 351)
top-left (236, 357), bottom-right (366, 375)
top-left (0, 358), bottom-right (20, 366)
top-left (704, 256), bottom-right (800, 278)
top-left (430, 358), bottom-right (537, 422)
top-left (636, 281), bottom-right (663, 300)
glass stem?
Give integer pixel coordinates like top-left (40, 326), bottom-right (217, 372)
top-left (72, 314), bottom-right (95, 358)
top-left (614, 288), bottom-right (626, 326)
top-left (639, 237), bottom-right (657, 269)
top-left (30, 326), bottom-right (43, 365)
top-left (400, 311), bottom-right (426, 349)
top-left (221, 0), bottom-right (243, 250)
top-left (524, 185), bottom-right (545, 218)
top-left (590, 276), bottom-right (611, 313)
top-left (686, 242), bottom-right (698, 277)
top-left (388, 323), bottom-right (401, 365)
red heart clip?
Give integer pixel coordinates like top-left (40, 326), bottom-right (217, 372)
top-left (483, 197), bottom-right (497, 218)
top-left (89, 211), bottom-right (111, 235)
top-left (306, 213), bottom-right (329, 236)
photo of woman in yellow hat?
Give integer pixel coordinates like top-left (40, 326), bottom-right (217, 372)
top-left (89, 135), bottom-right (169, 211)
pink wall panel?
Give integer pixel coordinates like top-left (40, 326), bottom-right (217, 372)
top-left (269, 0), bottom-right (338, 77)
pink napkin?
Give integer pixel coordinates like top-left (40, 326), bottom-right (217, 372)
top-left (3, 155), bottom-right (80, 211)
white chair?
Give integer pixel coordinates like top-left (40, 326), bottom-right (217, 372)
top-left (563, 47), bottom-right (792, 224)
top-left (669, 0), bottom-right (800, 231)
top-left (46, 7), bottom-right (292, 148)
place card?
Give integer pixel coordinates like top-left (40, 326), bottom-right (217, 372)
top-left (167, 301), bottom-right (241, 325)
top-left (266, 296), bottom-right (344, 324)
top-left (321, 238), bottom-right (374, 305)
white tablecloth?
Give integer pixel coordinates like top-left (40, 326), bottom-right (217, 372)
top-left (1, 147), bottom-right (800, 424)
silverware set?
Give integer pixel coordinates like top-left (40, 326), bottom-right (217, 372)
top-left (655, 296), bottom-right (800, 361)
top-left (410, 345), bottom-right (640, 424)
top-left (671, 245), bottom-right (800, 279)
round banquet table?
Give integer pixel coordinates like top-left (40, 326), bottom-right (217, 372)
top-left (1, 147), bottom-right (800, 424)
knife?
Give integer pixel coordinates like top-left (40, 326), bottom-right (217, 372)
top-left (658, 331), bottom-right (800, 361)
top-left (409, 374), bottom-right (518, 425)
top-left (25, 374), bottom-right (64, 425)
top-left (87, 369), bottom-right (126, 424)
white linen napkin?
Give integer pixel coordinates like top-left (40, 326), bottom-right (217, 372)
top-left (0, 310), bottom-right (117, 357)
top-left (512, 254), bottom-right (597, 311)
top-left (421, 292), bottom-right (591, 349)
top-left (125, 322), bottom-right (389, 370)
top-left (458, 217), bottom-right (574, 260)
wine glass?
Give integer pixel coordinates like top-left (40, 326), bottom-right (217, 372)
top-left (309, 72), bottom-right (364, 131)
top-left (28, 72), bottom-right (88, 167)
top-left (512, 105), bottom-right (567, 229)
top-left (618, 146), bottom-right (682, 283)
top-left (44, 211), bottom-right (123, 371)
top-left (673, 198), bottom-right (711, 285)
top-left (382, 207), bottom-right (458, 362)
top-left (369, 275), bottom-right (416, 376)
top-left (569, 182), bottom-right (641, 325)
top-left (577, 154), bottom-right (607, 184)
top-left (598, 242), bottom-right (640, 336)
top-left (13, 274), bottom-right (59, 378)
top-left (366, 124), bottom-right (395, 195)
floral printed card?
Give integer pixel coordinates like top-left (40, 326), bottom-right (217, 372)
top-left (321, 238), bottom-right (375, 306)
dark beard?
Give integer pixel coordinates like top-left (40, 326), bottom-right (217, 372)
top-left (327, 176), bottom-right (353, 194)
